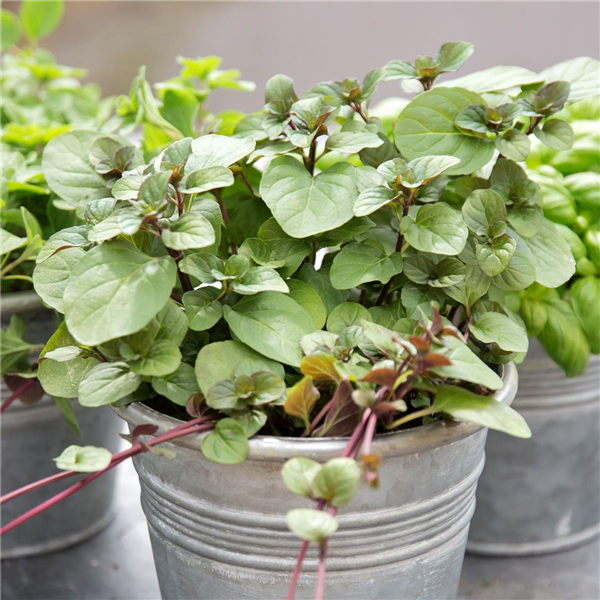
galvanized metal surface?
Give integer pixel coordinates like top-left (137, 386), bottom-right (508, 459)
top-left (468, 340), bottom-right (600, 557)
top-left (1, 290), bottom-right (122, 558)
top-left (1, 398), bottom-right (123, 558)
top-left (1, 291), bottom-right (59, 345)
top-left (115, 364), bottom-right (517, 600)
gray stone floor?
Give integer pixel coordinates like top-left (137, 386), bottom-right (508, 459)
top-left (2, 461), bottom-right (599, 600)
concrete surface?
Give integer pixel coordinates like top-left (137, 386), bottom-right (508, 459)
top-left (2, 460), bottom-right (599, 600)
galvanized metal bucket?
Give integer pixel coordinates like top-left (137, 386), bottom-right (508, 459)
top-left (115, 363), bottom-right (517, 600)
top-left (1, 291), bottom-right (122, 558)
top-left (468, 340), bottom-right (600, 556)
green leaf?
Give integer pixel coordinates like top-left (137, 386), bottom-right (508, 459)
top-left (265, 74), bottom-right (298, 116)
top-left (539, 57), bottom-right (600, 103)
top-left (297, 264), bottom-right (350, 314)
top-left (438, 66), bottom-right (543, 93)
top-left (310, 458), bottom-right (360, 508)
top-left (54, 445), bottom-right (112, 473)
top-left (470, 312), bottom-right (529, 353)
top-left (396, 155), bottom-right (461, 188)
top-left (53, 397), bottom-right (80, 436)
top-left (327, 302), bottom-right (371, 335)
top-left (521, 221), bottom-right (575, 288)
top-left (383, 60), bottom-right (417, 80)
top-left (43, 346), bottom-right (85, 362)
top-left (134, 171), bottom-right (170, 213)
top-left (495, 129), bottom-right (531, 162)
top-left (1, 9), bottom-right (20, 50)
top-left (437, 41), bottom-right (474, 73)
top-left (433, 384), bottom-right (531, 438)
top-left (183, 166), bottom-right (234, 194)
top-left (534, 119), bottom-right (574, 151)
top-left (538, 297), bottom-right (590, 376)
top-left (394, 88), bottom-right (495, 175)
top-left (160, 89), bottom-right (198, 138)
top-left (325, 132), bottom-right (383, 154)
top-left (159, 138), bottom-right (193, 171)
top-left (401, 203), bottom-right (468, 255)
top-left (195, 340), bottom-right (284, 395)
top-left (286, 279), bottom-right (327, 329)
top-left (330, 242), bottom-right (403, 290)
top-left (201, 418), bottom-right (249, 465)
top-left (571, 276), bottom-right (600, 354)
top-left (20, 0), bottom-right (63, 43)
top-left (259, 156), bottom-right (358, 238)
top-left (223, 292), bottom-right (316, 367)
top-left (462, 189), bottom-right (507, 236)
top-left (1, 228), bottom-right (27, 256)
top-left (206, 380), bottom-right (243, 411)
top-left (0, 329), bottom-right (34, 377)
top-left (491, 235), bottom-right (537, 291)
top-left (281, 457), bottom-right (322, 498)
top-left (232, 409), bottom-right (267, 438)
top-left (33, 244), bottom-right (86, 314)
top-left (257, 218), bottom-right (311, 277)
top-left (129, 339), bottom-right (181, 377)
top-left (232, 267), bottom-right (289, 295)
top-left (38, 323), bottom-right (98, 398)
top-left (42, 131), bottom-right (110, 207)
top-left (287, 508), bottom-right (338, 542)
top-left (444, 264), bottom-right (490, 311)
top-left (64, 240), bottom-right (177, 346)
top-left (476, 234), bottom-right (516, 277)
top-left (79, 362), bottom-right (142, 407)
top-left (284, 376), bottom-right (320, 428)
top-left (432, 336), bottom-right (503, 390)
top-left (182, 288), bottom-right (223, 331)
top-left (353, 186), bottom-right (396, 217)
top-left (152, 363), bottom-right (200, 406)
top-left (187, 134), bottom-right (255, 170)
top-left (162, 213), bottom-right (215, 251)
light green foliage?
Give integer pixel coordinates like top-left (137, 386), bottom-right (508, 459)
top-left (54, 445), bottom-right (112, 472)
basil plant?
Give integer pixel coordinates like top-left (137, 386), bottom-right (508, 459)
top-left (27, 43), bottom-right (597, 573)
top-left (510, 95), bottom-right (599, 376)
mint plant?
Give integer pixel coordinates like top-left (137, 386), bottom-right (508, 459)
top-left (3, 43), bottom-right (598, 597)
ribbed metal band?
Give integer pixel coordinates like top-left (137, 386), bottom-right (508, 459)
top-left (516, 348), bottom-right (600, 409)
top-left (134, 455), bottom-right (483, 572)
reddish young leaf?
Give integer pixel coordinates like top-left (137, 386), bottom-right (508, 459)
top-left (361, 368), bottom-right (398, 389)
top-left (423, 353), bottom-right (453, 368)
top-left (408, 336), bottom-right (430, 352)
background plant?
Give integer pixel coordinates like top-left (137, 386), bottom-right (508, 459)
top-left (512, 95), bottom-right (599, 376)
top-left (3, 41), bottom-right (598, 598)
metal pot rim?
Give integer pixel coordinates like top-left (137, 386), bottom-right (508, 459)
top-left (113, 362), bottom-right (517, 461)
top-left (1, 290), bottom-right (45, 316)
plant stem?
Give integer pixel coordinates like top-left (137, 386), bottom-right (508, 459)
top-left (0, 470), bottom-right (74, 506)
top-left (385, 406), bottom-right (436, 430)
top-left (301, 397), bottom-right (335, 438)
top-left (314, 541), bottom-right (328, 600)
top-left (288, 409), bottom-right (373, 600)
top-left (361, 412), bottom-right (378, 457)
top-left (0, 379), bottom-right (36, 413)
top-left (0, 420), bottom-right (216, 534)
top-left (307, 139), bottom-right (318, 175)
top-left (214, 189), bottom-right (229, 225)
top-left (1, 415), bottom-right (217, 506)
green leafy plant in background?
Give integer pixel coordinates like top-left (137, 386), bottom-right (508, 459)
top-left (512, 95), bottom-right (600, 376)
top-left (2, 39), bottom-right (598, 598)
top-left (0, 0), bottom-right (116, 420)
